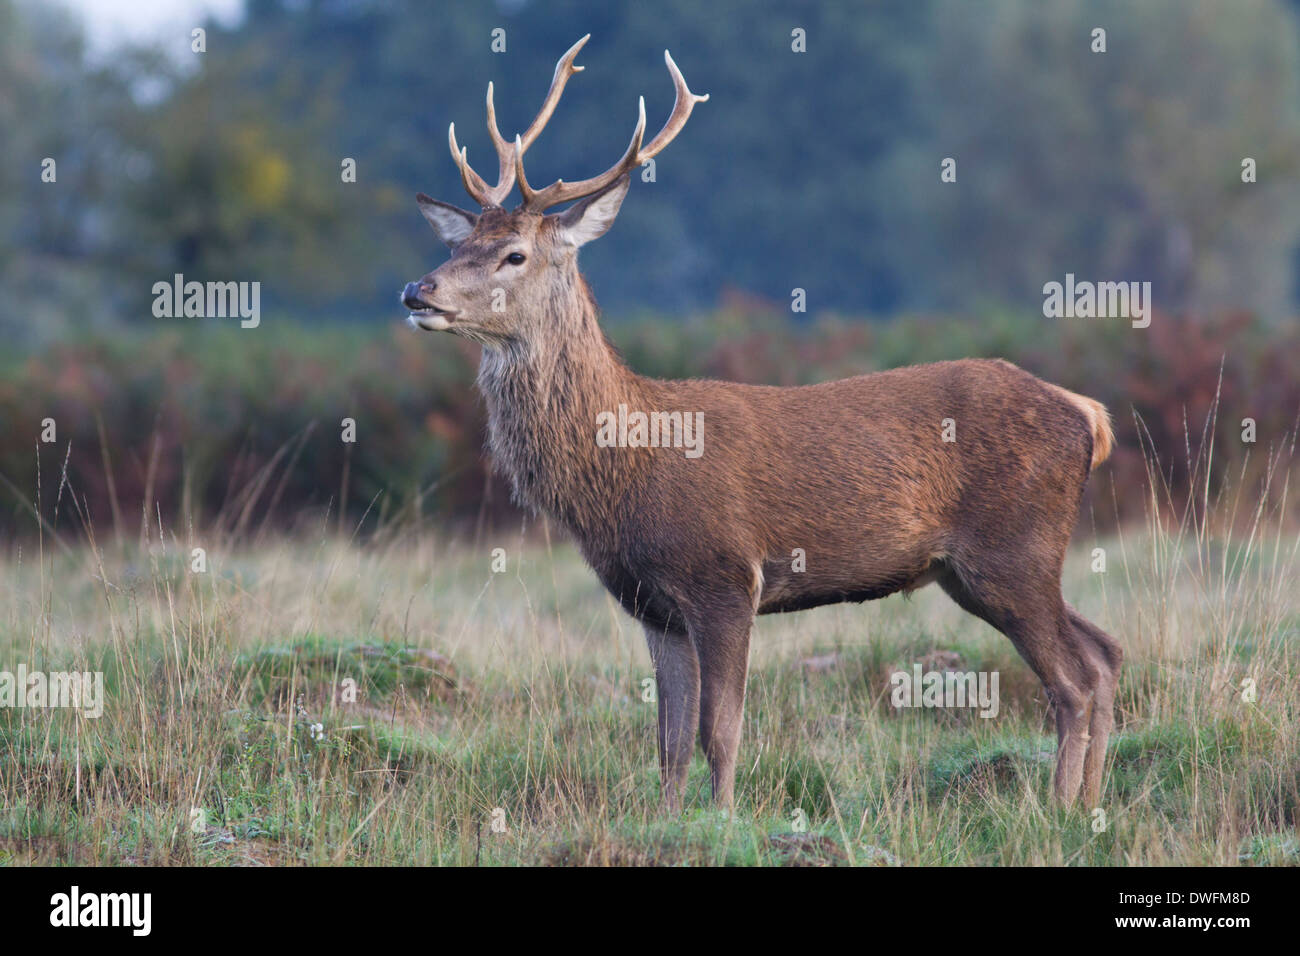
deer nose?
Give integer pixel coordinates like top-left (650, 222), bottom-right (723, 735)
top-left (402, 281), bottom-right (432, 310)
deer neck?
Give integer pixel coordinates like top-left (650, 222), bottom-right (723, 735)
top-left (476, 280), bottom-right (647, 536)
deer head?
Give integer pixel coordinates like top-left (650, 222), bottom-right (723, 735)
top-left (401, 35), bottom-right (707, 348)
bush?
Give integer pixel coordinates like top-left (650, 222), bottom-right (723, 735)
top-left (1, 308), bottom-right (1296, 541)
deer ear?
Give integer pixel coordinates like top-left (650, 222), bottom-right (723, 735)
top-left (553, 174), bottom-right (630, 248)
top-left (417, 193), bottom-right (478, 248)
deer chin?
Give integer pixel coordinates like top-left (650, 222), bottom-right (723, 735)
top-left (408, 309), bottom-right (457, 331)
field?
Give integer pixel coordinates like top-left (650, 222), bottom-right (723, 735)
top-left (2, 478), bottom-right (1297, 866)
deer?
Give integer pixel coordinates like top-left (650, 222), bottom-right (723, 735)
top-left (401, 36), bottom-right (1123, 811)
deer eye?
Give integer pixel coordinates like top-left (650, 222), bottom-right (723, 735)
top-left (503, 252), bottom-right (526, 266)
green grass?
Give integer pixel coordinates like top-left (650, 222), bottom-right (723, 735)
top-left (1, 505), bottom-right (1297, 865)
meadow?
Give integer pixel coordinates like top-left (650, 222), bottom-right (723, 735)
top-left (1, 447), bottom-right (1296, 866)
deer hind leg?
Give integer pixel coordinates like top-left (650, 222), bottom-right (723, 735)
top-left (937, 563), bottom-right (1098, 805)
top-left (687, 597), bottom-right (755, 809)
top-left (643, 622), bottom-right (700, 812)
top-left (1068, 606), bottom-right (1123, 808)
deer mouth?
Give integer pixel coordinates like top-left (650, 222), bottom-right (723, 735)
top-left (408, 306), bottom-right (458, 331)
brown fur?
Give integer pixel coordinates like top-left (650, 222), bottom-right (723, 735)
top-left (406, 154), bottom-right (1120, 816)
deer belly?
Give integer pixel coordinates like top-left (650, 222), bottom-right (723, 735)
top-left (756, 554), bottom-right (938, 614)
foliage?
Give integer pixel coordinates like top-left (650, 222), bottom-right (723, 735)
top-left (2, 308), bottom-right (1296, 539)
top-left (3, 0), bottom-right (1300, 335)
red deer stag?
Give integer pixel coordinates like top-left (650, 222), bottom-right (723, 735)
top-left (402, 36), bottom-right (1122, 810)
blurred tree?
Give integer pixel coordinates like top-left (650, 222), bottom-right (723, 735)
top-left (0, 0), bottom-right (169, 345)
top-left (885, 0), bottom-right (1300, 322)
top-left (2, 0), bottom-right (1299, 329)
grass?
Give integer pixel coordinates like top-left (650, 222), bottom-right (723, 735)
top-left (0, 509), bottom-right (1296, 866)
top-left (1, 382), bottom-right (1297, 866)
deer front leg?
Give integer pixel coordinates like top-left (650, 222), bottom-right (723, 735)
top-left (643, 623), bottom-right (699, 811)
top-left (690, 603), bottom-right (755, 809)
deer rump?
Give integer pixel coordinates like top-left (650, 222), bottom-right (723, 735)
top-left (591, 358), bottom-right (1110, 632)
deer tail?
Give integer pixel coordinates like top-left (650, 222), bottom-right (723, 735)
top-left (1048, 385), bottom-right (1114, 470)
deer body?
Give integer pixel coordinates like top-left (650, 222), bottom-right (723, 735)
top-left (405, 37), bottom-right (1122, 810)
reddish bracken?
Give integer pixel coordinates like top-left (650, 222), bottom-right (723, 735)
top-left (402, 36), bottom-right (1121, 810)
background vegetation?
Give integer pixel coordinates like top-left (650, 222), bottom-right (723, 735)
top-left (2, 307), bottom-right (1299, 540)
top-left (7, 0), bottom-right (1300, 328)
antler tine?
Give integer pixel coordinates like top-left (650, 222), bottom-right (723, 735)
top-left (447, 84), bottom-right (519, 208)
top-left (518, 47), bottom-right (708, 212)
top-left (448, 123), bottom-right (492, 205)
top-left (445, 35), bottom-right (589, 208)
top-left (516, 98), bottom-right (646, 211)
top-left (481, 82), bottom-right (520, 207)
top-left (639, 50), bottom-right (710, 161)
top-left (518, 33), bottom-right (589, 155)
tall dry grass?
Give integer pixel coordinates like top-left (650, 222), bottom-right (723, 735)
top-left (0, 393), bottom-right (1296, 865)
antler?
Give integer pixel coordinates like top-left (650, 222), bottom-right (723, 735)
top-left (448, 34), bottom-right (591, 208)
top-left (515, 49), bottom-right (709, 212)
